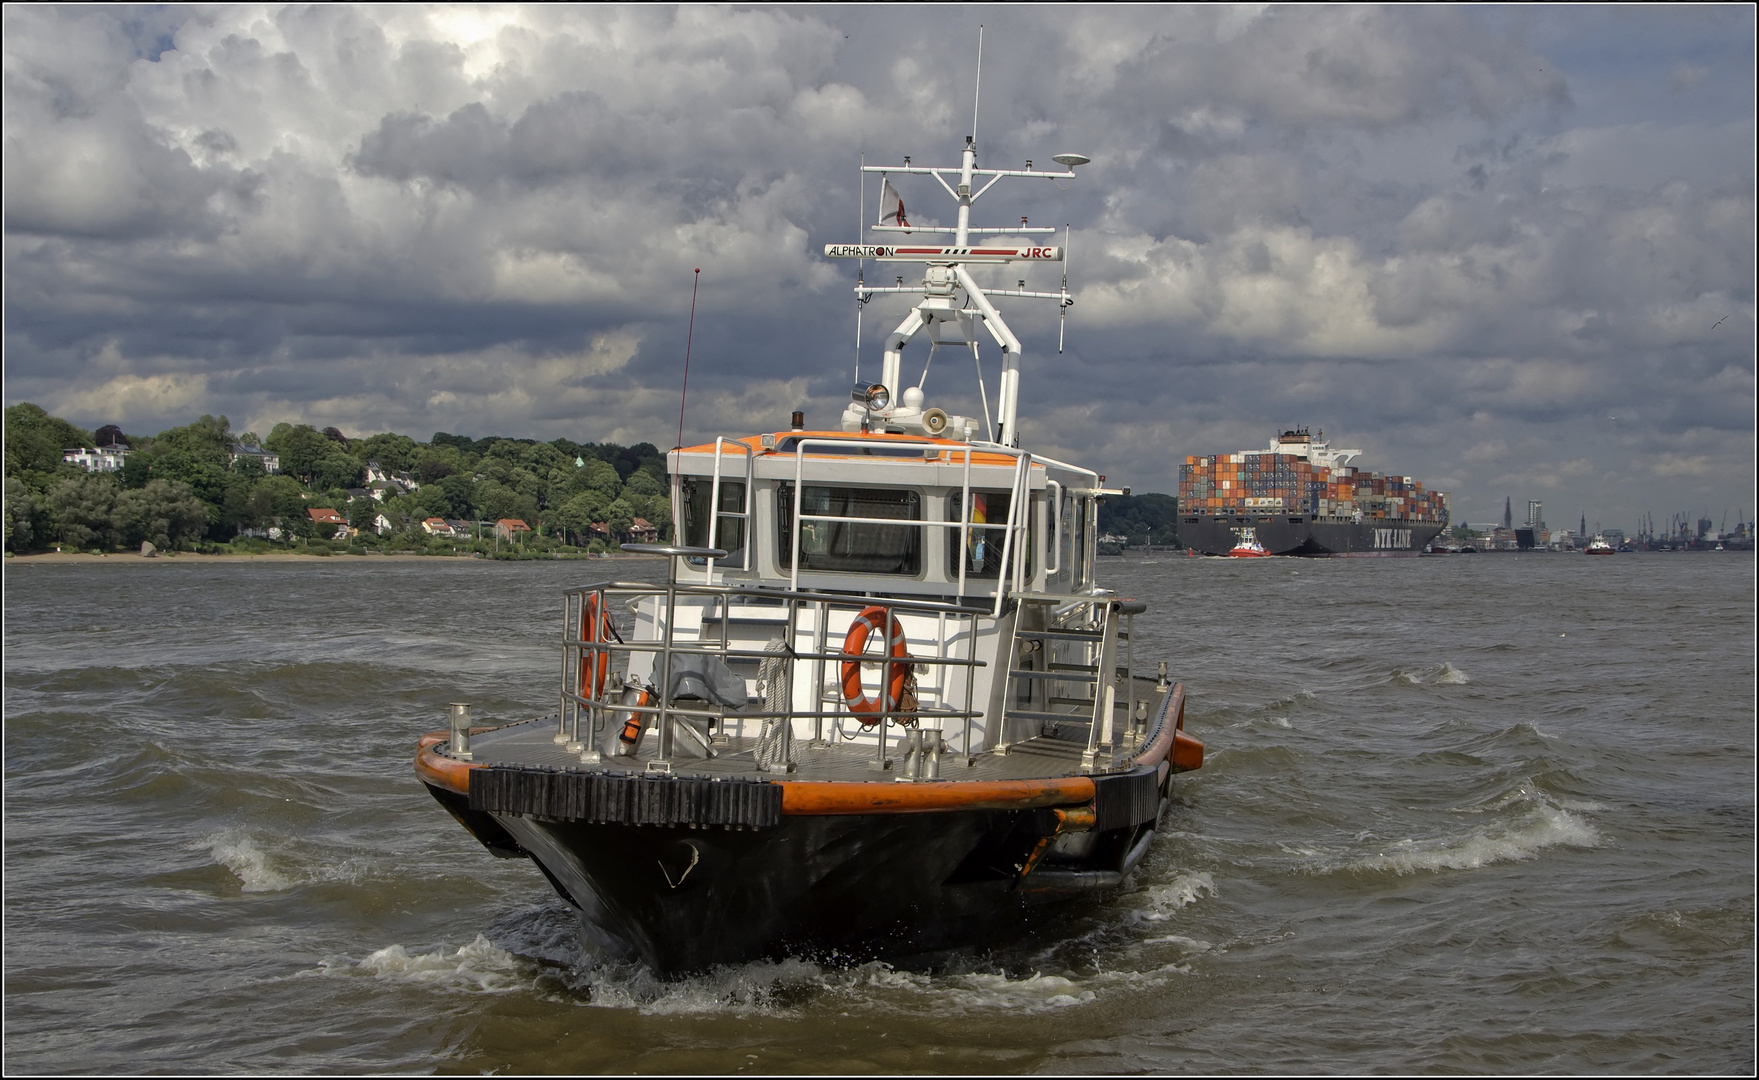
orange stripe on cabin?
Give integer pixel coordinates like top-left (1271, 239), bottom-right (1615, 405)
top-left (673, 431), bottom-right (1018, 467)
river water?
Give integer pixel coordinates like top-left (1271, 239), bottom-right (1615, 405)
top-left (4, 553), bottom-right (1753, 1074)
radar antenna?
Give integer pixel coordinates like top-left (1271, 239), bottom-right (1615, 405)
top-left (826, 56), bottom-right (1088, 446)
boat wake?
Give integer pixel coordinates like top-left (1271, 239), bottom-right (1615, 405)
top-left (320, 865), bottom-right (1221, 1014)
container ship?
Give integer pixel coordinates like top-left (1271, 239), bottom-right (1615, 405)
top-left (1178, 429), bottom-right (1449, 556)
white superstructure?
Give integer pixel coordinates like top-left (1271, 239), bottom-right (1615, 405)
top-left (1261, 428), bottom-right (1361, 470)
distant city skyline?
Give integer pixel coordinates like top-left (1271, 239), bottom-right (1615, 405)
top-left (5, 5), bottom-right (1753, 529)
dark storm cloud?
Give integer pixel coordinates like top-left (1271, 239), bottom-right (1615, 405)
top-left (3, 4), bottom-right (1752, 527)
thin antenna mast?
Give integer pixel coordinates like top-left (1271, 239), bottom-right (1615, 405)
top-left (972, 26), bottom-right (984, 143)
top-left (856, 155), bottom-right (865, 382)
top-left (1059, 223), bottom-right (1070, 353)
top-left (676, 268), bottom-right (700, 450)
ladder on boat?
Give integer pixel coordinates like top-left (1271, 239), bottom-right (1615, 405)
top-left (998, 593), bottom-right (1146, 771)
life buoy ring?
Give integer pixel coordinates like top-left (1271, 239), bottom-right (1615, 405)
top-left (615, 685), bottom-right (654, 752)
top-left (840, 605), bottom-right (912, 724)
top-left (579, 593), bottom-right (614, 700)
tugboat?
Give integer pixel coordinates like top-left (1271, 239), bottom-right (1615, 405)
top-left (415, 119), bottom-right (1202, 976)
top-left (1584, 534), bottom-right (1616, 555)
top-left (1228, 529), bottom-right (1270, 557)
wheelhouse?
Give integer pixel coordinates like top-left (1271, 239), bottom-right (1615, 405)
top-left (670, 429), bottom-right (1105, 603)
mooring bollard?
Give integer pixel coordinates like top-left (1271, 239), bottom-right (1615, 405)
top-left (449, 702), bottom-right (473, 760)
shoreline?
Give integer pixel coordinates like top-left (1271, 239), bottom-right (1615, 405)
top-left (4, 551), bottom-right (663, 565)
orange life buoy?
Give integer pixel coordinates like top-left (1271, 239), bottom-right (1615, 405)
top-left (579, 593), bottom-right (613, 700)
top-left (840, 605), bottom-right (912, 724)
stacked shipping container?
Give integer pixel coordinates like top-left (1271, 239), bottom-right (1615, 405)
top-left (1178, 453), bottom-right (1450, 524)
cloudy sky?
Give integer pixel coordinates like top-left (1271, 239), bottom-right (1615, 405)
top-left (5, 5), bottom-right (1753, 530)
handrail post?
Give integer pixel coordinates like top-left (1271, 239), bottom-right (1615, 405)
top-left (991, 453), bottom-right (1027, 618)
top-left (811, 599), bottom-right (828, 745)
top-left (741, 443), bottom-right (755, 570)
top-left (957, 446), bottom-right (972, 600)
top-left (791, 446), bottom-right (805, 591)
top-left (960, 611), bottom-right (976, 764)
top-left (653, 576), bottom-right (678, 770)
top-left (1045, 479), bottom-right (1062, 576)
top-left (449, 702), bottom-right (473, 760)
top-left (1124, 610), bottom-right (1137, 741)
top-left (1082, 601), bottom-right (1118, 772)
top-left (706, 437), bottom-right (724, 581)
top-left (555, 590), bottom-right (574, 743)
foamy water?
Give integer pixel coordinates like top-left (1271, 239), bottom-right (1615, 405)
top-left (4, 553), bottom-right (1753, 1073)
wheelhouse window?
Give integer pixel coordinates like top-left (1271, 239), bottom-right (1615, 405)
top-left (680, 478), bottom-right (745, 563)
top-left (777, 484), bottom-right (921, 575)
top-left (948, 490), bottom-right (1031, 580)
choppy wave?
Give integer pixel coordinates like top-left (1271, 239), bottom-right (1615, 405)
top-left (197, 828), bottom-right (369, 892)
top-left (350, 936), bottom-right (531, 993)
top-left (1336, 802), bottom-right (1601, 876)
top-left (1124, 871), bottom-right (1218, 924)
top-left (1390, 662), bottom-right (1470, 686)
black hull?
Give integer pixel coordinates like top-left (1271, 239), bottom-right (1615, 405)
top-left (1180, 514), bottom-right (1445, 556)
top-left (425, 779), bottom-right (1164, 974)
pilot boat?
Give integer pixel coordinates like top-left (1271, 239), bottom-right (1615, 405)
top-left (416, 124), bottom-right (1203, 975)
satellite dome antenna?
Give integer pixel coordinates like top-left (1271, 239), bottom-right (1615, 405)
top-left (1052, 153), bottom-right (1091, 168)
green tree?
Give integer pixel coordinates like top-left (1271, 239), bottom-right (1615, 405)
top-left (219, 474), bottom-right (258, 535)
top-left (48, 473), bottom-right (121, 549)
top-left (118, 453), bottom-right (153, 490)
top-left (265, 424), bottom-right (334, 485)
top-left (113, 480), bottom-right (208, 550)
top-left (437, 473), bottom-right (477, 518)
top-left (416, 457), bottom-right (457, 485)
top-left (623, 468), bottom-right (664, 499)
top-left (602, 497), bottom-right (636, 538)
top-left (347, 495), bottom-right (382, 536)
top-left (353, 432), bottom-right (420, 473)
top-left (553, 490), bottom-right (609, 545)
top-left (139, 415), bottom-right (234, 533)
top-left (151, 414), bottom-right (232, 463)
top-left (478, 482), bottom-right (538, 527)
top-left (413, 484), bottom-right (453, 519)
top-left (146, 450), bottom-right (229, 525)
top-left (231, 453), bottom-right (267, 480)
top-left (247, 475), bottom-right (307, 540)
top-left (312, 452), bottom-right (364, 490)
top-left (5, 477), bottom-right (36, 551)
top-left (4, 403), bottom-right (92, 479)
top-left (558, 457), bottom-right (621, 503)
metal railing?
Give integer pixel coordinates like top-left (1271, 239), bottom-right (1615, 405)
top-left (1003, 592), bottom-right (1147, 772)
top-left (555, 547), bottom-right (994, 774)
